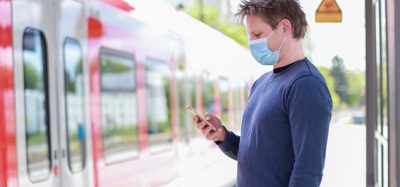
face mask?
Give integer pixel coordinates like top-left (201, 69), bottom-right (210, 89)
top-left (249, 26), bottom-right (286, 66)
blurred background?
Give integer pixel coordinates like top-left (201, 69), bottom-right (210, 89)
top-left (166, 0), bottom-right (367, 186)
top-left (7, 0), bottom-right (396, 186)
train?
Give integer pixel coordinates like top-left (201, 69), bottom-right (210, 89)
top-left (0, 0), bottom-right (265, 186)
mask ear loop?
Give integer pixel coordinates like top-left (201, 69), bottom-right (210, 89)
top-left (278, 37), bottom-right (287, 50)
top-left (266, 29), bottom-right (276, 40)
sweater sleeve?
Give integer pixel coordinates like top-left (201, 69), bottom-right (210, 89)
top-left (217, 126), bottom-right (240, 160)
top-left (286, 76), bottom-right (332, 187)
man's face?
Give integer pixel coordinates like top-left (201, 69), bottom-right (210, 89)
top-left (246, 15), bottom-right (283, 51)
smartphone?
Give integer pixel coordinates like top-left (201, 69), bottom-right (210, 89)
top-left (186, 106), bottom-right (217, 131)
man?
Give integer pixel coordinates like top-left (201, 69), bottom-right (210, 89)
top-left (192, 0), bottom-right (333, 186)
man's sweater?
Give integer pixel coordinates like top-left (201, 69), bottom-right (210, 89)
top-left (219, 58), bottom-right (332, 187)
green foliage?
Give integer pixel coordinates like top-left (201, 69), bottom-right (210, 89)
top-left (184, 2), bottom-right (248, 47)
top-left (75, 59), bottom-right (83, 75)
top-left (330, 56), bottom-right (349, 104)
top-left (319, 65), bottom-right (365, 109)
top-left (318, 66), bottom-right (340, 109)
top-left (101, 59), bottom-right (131, 73)
top-left (24, 62), bottom-right (40, 90)
top-left (347, 70), bottom-right (365, 106)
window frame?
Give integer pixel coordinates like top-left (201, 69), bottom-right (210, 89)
top-left (99, 47), bottom-right (139, 164)
top-left (144, 57), bottom-right (173, 152)
top-left (62, 37), bottom-right (86, 173)
top-left (22, 27), bottom-right (52, 182)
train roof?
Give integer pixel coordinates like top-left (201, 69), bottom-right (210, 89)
top-left (129, 0), bottom-right (267, 82)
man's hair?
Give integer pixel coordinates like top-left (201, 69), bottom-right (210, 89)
top-left (236, 0), bottom-right (308, 39)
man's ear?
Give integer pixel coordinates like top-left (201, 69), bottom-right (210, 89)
top-left (281, 19), bottom-right (292, 37)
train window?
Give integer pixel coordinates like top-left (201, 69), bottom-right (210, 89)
top-left (23, 28), bottom-right (51, 181)
top-left (218, 78), bottom-right (230, 127)
top-left (201, 72), bottom-right (215, 114)
top-left (145, 58), bottom-right (172, 151)
top-left (63, 38), bottom-right (85, 172)
top-left (177, 72), bottom-right (197, 142)
top-left (374, 0), bottom-right (389, 186)
top-left (100, 48), bottom-right (138, 164)
top-left (232, 84), bottom-right (242, 131)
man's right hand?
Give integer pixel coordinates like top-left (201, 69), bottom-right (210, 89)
top-left (192, 113), bottom-right (226, 143)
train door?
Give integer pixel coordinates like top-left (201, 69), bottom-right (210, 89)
top-left (366, 0), bottom-right (390, 186)
top-left (13, 0), bottom-right (60, 186)
top-left (12, 0), bottom-right (91, 186)
top-left (55, 0), bottom-right (92, 186)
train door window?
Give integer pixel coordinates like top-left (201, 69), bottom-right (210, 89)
top-left (218, 78), bottom-right (230, 127)
top-left (100, 48), bottom-right (138, 164)
top-left (63, 38), bottom-right (85, 172)
top-left (23, 28), bottom-right (51, 181)
top-left (201, 72), bottom-right (215, 114)
top-left (145, 58), bottom-right (172, 150)
top-left (374, 0), bottom-right (389, 186)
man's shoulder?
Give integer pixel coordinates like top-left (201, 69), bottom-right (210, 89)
top-left (286, 59), bottom-right (327, 87)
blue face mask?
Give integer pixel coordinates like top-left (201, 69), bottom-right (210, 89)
top-left (249, 27), bottom-right (286, 66)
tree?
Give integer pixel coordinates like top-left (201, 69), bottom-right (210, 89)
top-left (23, 62), bottom-right (40, 90)
top-left (318, 66), bottom-right (340, 109)
top-left (346, 70), bottom-right (365, 107)
top-left (330, 56), bottom-right (348, 104)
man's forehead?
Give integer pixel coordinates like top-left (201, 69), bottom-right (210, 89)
top-left (246, 16), bottom-right (272, 29)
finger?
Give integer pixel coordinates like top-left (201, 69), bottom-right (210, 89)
top-left (201, 125), bottom-right (213, 136)
top-left (206, 129), bottom-right (220, 140)
top-left (192, 115), bottom-right (200, 124)
top-left (205, 113), bottom-right (221, 128)
top-left (196, 120), bottom-right (207, 129)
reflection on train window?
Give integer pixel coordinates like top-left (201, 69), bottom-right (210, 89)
top-left (145, 58), bottom-right (172, 150)
top-left (244, 82), bottom-right (250, 103)
top-left (100, 48), bottom-right (138, 164)
top-left (218, 78), bottom-right (230, 127)
top-left (201, 72), bottom-right (215, 114)
top-left (177, 72), bottom-right (197, 142)
top-left (232, 85), bottom-right (242, 131)
top-left (63, 38), bottom-right (85, 172)
top-left (23, 28), bottom-right (51, 181)
top-left (374, 0), bottom-right (389, 186)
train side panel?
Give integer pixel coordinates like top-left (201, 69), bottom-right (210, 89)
top-left (88, 1), bottom-right (179, 186)
top-left (0, 0), bottom-right (17, 186)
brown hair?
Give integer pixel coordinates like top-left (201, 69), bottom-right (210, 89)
top-left (236, 0), bottom-right (308, 39)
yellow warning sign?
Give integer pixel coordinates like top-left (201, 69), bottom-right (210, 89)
top-left (315, 0), bottom-right (342, 23)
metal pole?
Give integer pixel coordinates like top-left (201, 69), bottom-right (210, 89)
top-left (396, 0), bottom-right (400, 185)
top-left (365, 0), bottom-right (377, 186)
top-left (387, 0), bottom-right (400, 186)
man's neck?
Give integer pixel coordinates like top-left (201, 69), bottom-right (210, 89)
top-left (274, 40), bottom-right (305, 69)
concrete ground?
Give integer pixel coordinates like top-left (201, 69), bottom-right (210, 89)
top-left (321, 118), bottom-right (366, 187)
top-left (172, 111), bottom-right (367, 187)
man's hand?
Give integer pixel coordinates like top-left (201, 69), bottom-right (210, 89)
top-left (192, 113), bottom-right (226, 142)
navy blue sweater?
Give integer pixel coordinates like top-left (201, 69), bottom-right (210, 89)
top-left (219, 58), bottom-right (332, 187)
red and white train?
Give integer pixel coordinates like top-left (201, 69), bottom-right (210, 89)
top-left (0, 0), bottom-right (263, 186)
